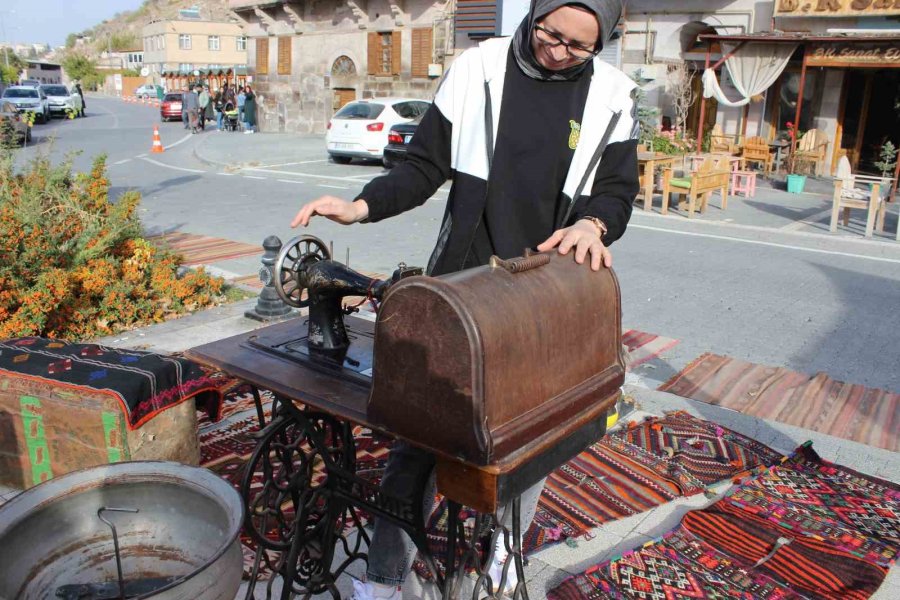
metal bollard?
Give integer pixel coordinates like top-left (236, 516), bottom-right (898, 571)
top-left (244, 236), bottom-right (295, 322)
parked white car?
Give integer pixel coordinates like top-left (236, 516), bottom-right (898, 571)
top-left (0, 86), bottom-right (50, 123)
top-left (325, 98), bottom-right (430, 163)
top-left (41, 84), bottom-right (83, 118)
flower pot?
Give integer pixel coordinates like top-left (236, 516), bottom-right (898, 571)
top-left (786, 174), bottom-right (807, 194)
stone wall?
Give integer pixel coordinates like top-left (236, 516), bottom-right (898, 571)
top-left (237, 1), bottom-right (450, 134)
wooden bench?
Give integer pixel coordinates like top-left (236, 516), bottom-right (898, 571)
top-left (661, 157), bottom-right (731, 218)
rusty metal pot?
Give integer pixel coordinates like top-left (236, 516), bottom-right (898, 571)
top-left (0, 461), bottom-right (243, 600)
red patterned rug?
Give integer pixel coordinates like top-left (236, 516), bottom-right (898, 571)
top-left (410, 411), bottom-right (782, 580)
top-left (549, 443), bottom-right (900, 600)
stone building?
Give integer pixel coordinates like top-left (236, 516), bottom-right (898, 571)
top-left (229, 0), bottom-right (455, 134)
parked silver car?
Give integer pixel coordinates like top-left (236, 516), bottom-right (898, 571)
top-left (41, 84), bottom-right (83, 118)
top-left (0, 86), bottom-right (50, 123)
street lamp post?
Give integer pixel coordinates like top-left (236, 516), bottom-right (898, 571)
top-left (0, 10), bottom-right (14, 68)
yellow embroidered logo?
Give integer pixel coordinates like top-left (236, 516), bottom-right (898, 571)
top-left (568, 120), bottom-right (581, 150)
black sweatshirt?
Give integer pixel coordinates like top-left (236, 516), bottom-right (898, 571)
top-left (358, 39), bottom-right (640, 276)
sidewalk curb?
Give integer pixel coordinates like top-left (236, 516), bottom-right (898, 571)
top-left (191, 134), bottom-right (314, 171)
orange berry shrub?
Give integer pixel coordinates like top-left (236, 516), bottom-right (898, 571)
top-left (0, 153), bottom-right (224, 340)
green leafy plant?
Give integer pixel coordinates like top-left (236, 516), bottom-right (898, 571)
top-left (874, 141), bottom-right (897, 179)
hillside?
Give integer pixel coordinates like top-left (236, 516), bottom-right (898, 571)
top-left (72, 1), bottom-right (235, 53)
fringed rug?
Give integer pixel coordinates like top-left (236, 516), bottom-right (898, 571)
top-left (411, 412), bottom-right (781, 580)
top-left (148, 231), bottom-right (261, 266)
top-left (658, 353), bottom-right (900, 452)
top-left (549, 444), bottom-right (900, 600)
top-left (622, 329), bottom-right (679, 368)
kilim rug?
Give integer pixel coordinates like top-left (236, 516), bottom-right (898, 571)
top-left (411, 411), bottom-right (781, 580)
top-left (148, 231), bottom-right (261, 266)
top-left (549, 443), bottom-right (900, 600)
top-left (658, 353), bottom-right (900, 452)
top-left (622, 329), bottom-right (679, 368)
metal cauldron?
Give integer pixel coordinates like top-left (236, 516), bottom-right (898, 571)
top-left (0, 461), bottom-right (244, 600)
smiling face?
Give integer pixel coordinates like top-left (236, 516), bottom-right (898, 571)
top-left (531, 5), bottom-right (600, 71)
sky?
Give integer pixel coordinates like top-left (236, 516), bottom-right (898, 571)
top-left (1, 0), bottom-right (146, 48)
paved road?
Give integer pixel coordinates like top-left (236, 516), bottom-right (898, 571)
top-left (16, 96), bottom-right (900, 393)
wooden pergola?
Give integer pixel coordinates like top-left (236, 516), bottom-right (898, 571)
top-left (696, 31), bottom-right (900, 191)
top-left (162, 66), bottom-right (249, 94)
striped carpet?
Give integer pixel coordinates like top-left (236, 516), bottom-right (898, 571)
top-left (549, 443), bottom-right (899, 600)
top-left (622, 329), bottom-right (678, 368)
top-left (148, 232), bottom-right (261, 266)
top-left (658, 353), bottom-right (900, 452)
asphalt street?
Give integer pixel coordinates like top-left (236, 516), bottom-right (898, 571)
top-left (15, 95), bottom-right (900, 394)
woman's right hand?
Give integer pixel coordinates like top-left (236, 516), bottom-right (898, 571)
top-left (290, 196), bottom-right (369, 228)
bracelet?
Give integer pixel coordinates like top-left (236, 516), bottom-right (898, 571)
top-left (581, 217), bottom-right (608, 239)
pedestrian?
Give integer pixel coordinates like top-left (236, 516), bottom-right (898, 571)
top-left (198, 85), bottom-right (211, 131)
top-left (74, 82), bottom-right (86, 117)
top-left (290, 2), bottom-right (638, 599)
top-left (236, 86), bottom-right (246, 128)
top-left (181, 87), bottom-right (190, 130)
top-left (214, 85), bottom-right (225, 131)
top-left (183, 85), bottom-right (201, 133)
top-left (242, 85), bottom-right (257, 134)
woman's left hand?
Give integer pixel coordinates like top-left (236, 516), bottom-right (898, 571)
top-left (536, 219), bottom-right (611, 271)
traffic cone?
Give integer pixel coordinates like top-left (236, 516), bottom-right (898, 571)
top-left (150, 125), bottom-right (164, 153)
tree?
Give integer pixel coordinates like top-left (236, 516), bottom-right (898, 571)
top-left (65, 33), bottom-right (78, 49)
top-left (666, 62), bottom-right (696, 135)
top-left (61, 53), bottom-right (98, 83)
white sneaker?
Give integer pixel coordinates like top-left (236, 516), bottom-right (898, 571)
top-left (486, 535), bottom-right (519, 596)
top-left (350, 579), bottom-right (401, 600)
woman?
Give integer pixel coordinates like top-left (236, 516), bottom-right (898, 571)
top-left (292, 2), bottom-right (637, 599)
top-left (242, 85), bottom-right (257, 134)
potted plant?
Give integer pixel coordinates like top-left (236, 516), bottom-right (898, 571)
top-left (785, 121), bottom-right (806, 193)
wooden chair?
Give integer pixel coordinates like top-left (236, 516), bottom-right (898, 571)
top-left (792, 129), bottom-right (830, 176)
top-left (710, 124), bottom-right (738, 155)
top-left (661, 156), bottom-right (731, 218)
top-left (830, 156), bottom-right (892, 238)
top-left (741, 136), bottom-right (773, 173)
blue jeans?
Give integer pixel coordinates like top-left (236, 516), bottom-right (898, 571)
top-left (366, 441), bottom-right (545, 586)
top-left (216, 112), bottom-right (224, 130)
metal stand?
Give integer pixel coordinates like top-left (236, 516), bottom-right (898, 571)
top-left (239, 397), bottom-right (529, 600)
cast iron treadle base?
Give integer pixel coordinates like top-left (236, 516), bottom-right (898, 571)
top-left (444, 499), bottom-right (530, 600)
top-left (240, 396), bottom-right (530, 600)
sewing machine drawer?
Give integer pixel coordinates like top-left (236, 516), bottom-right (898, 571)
top-left (368, 251), bottom-right (624, 466)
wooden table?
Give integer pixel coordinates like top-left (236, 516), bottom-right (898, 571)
top-left (768, 140), bottom-right (791, 173)
top-left (185, 315), bottom-right (592, 600)
top-left (637, 152), bottom-right (680, 211)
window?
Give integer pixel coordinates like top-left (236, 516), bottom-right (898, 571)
top-left (160, 35), bottom-right (165, 50)
top-left (411, 28), bottom-right (433, 78)
top-left (179, 34), bottom-right (191, 50)
top-left (334, 102), bottom-right (385, 119)
top-left (367, 31), bottom-right (401, 76)
top-left (237, 36), bottom-right (247, 52)
top-left (277, 37), bottom-right (291, 75)
top-left (208, 36), bottom-right (220, 51)
top-left (255, 37), bottom-right (269, 75)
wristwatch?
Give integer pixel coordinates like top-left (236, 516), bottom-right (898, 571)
top-left (581, 216), bottom-right (608, 239)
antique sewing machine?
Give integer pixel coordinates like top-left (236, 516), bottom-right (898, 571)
top-left (186, 234), bottom-right (625, 600)
top-left (247, 235), bottom-right (422, 385)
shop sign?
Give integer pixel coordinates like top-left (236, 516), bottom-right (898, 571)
top-left (776, 0), bottom-right (900, 17)
top-left (807, 43), bottom-right (900, 66)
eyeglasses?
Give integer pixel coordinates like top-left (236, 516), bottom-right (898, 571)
top-left (533, 24), bottom-right (599, 61)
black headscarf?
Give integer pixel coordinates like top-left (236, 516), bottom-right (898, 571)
top-left (511, 0), bottom-right (623, 81)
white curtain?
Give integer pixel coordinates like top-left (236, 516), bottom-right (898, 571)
top-left (702, 42), bottom-right (799, 108)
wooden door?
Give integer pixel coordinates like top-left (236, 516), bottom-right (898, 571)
top-left (333, 88), bottom-right (355, 111)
